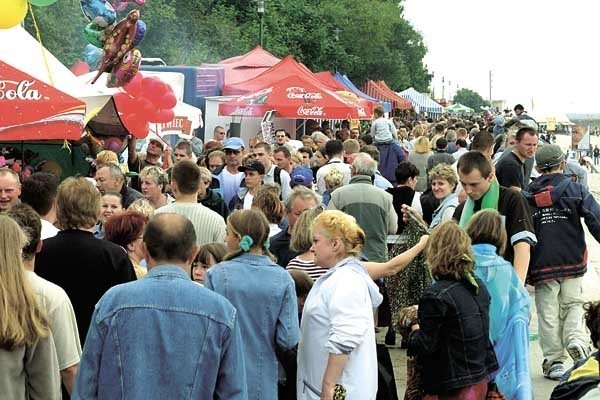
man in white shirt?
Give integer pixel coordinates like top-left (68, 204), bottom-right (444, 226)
top-left (21, 172), bottom-right (60, 240)
top-left (316, 140), bottom-right (351, 194)
top-left (215, 137), bottom-right (246, 205)
top-left (253, 142), bottom-right (292, 200)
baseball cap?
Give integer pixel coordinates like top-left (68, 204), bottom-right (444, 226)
top-left (290, 166), bottom-right (313, 187)
top-left (238, 160), bottom-right (265, 175)
top-left (148, 138), bottom-right (164, 151)
top-left (535, 144), bottom-right (564, 170)
top-left (223, 137), bottom-right (245, 150)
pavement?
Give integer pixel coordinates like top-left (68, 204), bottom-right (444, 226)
top-left (382, 225), bottom-right (600, 399)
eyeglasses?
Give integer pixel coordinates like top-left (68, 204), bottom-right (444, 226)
top-left (225, 149), bottom-right (241, 155)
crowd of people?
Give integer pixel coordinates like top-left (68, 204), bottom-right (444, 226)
top-left (1, 103), bottom-right (600, 399)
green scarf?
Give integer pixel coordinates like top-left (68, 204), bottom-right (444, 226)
top-left (458, 178), bottom-right (500, 228)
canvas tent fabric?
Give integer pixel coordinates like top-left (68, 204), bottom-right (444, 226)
top-left (314, 71), bottom-right (348, 91)
top-left (222, 55), bottom-right (345, 96)
top-left (376, 81), bottom-right (412, 110)
top-left (202, 46), bottom-right (281, 86)
top-left (0, 25), bottom-right (112, 121)
top-left (218, 75), bottom-right (373, 120)
top-left (334, 72), bottom-right (391, 113)
top-left (0, 61), bottom-right (86, 141)
top-left (446, 103), bottom-right (474, 114)
top-left (398, 87), bottom-right (443, 118)
top-left (362, 80), bottom-right (412, 110)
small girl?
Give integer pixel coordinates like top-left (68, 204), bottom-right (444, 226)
top-left (406, 221), bottom-right (499, 400)
top-left (191, 242), bottom-right (226, 285)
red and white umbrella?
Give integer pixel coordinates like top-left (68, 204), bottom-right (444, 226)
top-left (0, 60), bottom-right (86, 140)
top-left (219, 75), bottom-right (373, 120)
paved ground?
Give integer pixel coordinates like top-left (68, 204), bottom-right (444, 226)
top-left (383, 226), bottom-right (600, 399)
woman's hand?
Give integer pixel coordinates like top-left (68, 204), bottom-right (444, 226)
top-left (401, 204), bottom-right (414, 223)
top-left (320, 382), bottom-right (335, 400)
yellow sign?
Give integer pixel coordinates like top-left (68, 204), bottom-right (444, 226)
top-left (350, 119), bottom-right (360, 129)
top-left (546, 116), bottom-right (556, 131)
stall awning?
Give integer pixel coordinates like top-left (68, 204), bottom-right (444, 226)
top-left (362, 80), bottom-right (412, 110)
top-left (397, 87), bottom-right (443, 116)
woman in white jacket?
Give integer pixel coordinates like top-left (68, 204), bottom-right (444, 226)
top-left (297, 210), bottom-right (383, 400)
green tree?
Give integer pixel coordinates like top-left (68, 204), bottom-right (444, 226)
top-left (453, 88), bottom-right (490, 111)
top-left (22, 0), bottom-right (431, 93)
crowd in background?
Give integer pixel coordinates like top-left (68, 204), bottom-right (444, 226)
top-left (1, 104), bottom-right (600, 399)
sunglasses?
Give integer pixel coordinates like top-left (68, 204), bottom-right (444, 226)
top-left (225, 149), bottom-right (241, 155)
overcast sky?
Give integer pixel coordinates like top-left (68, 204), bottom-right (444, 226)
top-left (402, 0), bottom-right (600, 115)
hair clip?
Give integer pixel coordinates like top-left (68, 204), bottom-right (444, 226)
top-left (264, 238), bottom-right (270, 250)
top-left (240, 235), bottom-right (254, 252)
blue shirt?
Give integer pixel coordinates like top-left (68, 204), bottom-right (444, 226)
top-left (73, 266), bottom-right (247, 400)
top-left (206, 253), bottom-right (299, 400)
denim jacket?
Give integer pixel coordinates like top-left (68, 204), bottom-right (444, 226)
top-left (72, 266), bottom-right (247, 400)
top-left (206, 253), bottom-right (300, 400)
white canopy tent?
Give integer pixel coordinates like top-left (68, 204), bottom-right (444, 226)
top-left (0, 25), bottom-right (114, 121)
top-left (397, 87), bottom-right (443, 118)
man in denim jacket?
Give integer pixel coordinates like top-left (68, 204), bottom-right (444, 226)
top-left (72, 213), bottom-right (247, 399)
top-left (524, 144), bottom-right (599, 380)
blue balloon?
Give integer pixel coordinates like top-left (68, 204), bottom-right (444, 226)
top-left (133, 20), bottom-right (146, 46)
top-left (85, 44), bottom-right (103, 70)
top-left (80, 0), bottom-right (116, 27)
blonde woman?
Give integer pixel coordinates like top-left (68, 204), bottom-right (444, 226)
top-left (322, 167), bottom-right (343, 206)
top-left (297, 210), bottom-right (382, 399)
top-left (139, 166), bottom-right (173, 209)
top-left (0, 215), bottom-right (61, 399)
top-left (408, 136), bottom-right (432, 192)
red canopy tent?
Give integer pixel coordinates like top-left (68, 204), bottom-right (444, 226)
top-left (362, 80), bottom-right (412, 110)
top-left (202, 46), bottom-right (281, 86)
top-left (314, 71), bottom-right (348, 91)
top-left (218, 75), bottom-right (372, 120)
top-left (222, 55), bottom-right (344, 96)
top-left (0, 61), bottom-right (86, 141)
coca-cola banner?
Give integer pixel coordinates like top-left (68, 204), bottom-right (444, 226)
top-left (218, 75), bottom-right (374, 120)
top-left (0, 61), bottom-right (86, 140)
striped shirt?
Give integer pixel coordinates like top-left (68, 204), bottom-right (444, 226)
top-left (154, 202), bottom-right (226, 245)
top-left (286, 256), bottom-right (328, 281)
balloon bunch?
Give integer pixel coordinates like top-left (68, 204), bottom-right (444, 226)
top-left (113, 74), bottom-right (177, 138)
top-left (80, 0), bottom-right (146, 87)
top-left (0, 0), bottom-right (60, 29)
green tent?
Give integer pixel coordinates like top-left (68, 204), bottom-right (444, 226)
top-left (445, 103), bottom-right (474, 115)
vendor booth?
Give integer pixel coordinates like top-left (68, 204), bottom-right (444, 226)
top-left (398, 87), bottom-right (443, 119)
top-left (362, 80), bottom-right (412, 111)
top-left (333, 72), bottom-right (391, 113)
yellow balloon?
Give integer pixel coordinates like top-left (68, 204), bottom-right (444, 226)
top-left (0, 0), bottom-right (28, 29)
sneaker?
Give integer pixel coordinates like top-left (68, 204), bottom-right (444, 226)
top-left (543, 360), bottom-right (566, 381)
top-left (567, 342), bottom-right (590, 362)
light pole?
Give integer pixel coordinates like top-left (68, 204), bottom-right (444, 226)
top-left (257, 0), bottom-right (265, 47)
top-left (333, 28), bottom-right (341, 72)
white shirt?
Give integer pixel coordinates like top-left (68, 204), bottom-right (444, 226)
top-left (41, 219), bottom-right (60, 240)
top-left (263, 164), bottom-right (292, 201)
top-left (315, 157), bottom-right (351, 194)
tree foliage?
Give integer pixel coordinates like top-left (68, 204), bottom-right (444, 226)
top-left (453, 88), bottom-right (490, 111)
top-left (23, 0), bottom-right (431, 92)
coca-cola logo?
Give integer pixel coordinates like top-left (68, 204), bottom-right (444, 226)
top-left (0, 80), bottom-right (42, 101)
top-left (239, 87), bottom-right (272, 102)
top-left (287, 86), bottom-right (322, 100)
top-left (232, 106), bottom-right (256, 116)
top-left (297, 106), bottom-right (325, 117)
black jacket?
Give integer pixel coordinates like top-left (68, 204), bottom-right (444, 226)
top-left (407, 277), bottom-right (498, 394)
top-left (524, 173), bottom-right (600, 285)
top-left (199, 188), bottom-right (229, 221)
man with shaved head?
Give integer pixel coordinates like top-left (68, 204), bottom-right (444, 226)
top-left (73, 213), bottom-right (247, 399)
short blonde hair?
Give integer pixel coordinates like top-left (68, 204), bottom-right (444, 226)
top-left (428, 164), bottom-right (458, 188)
top-left (413, 136), bottom-right (430, 154)
top-left (343, 139), bottom-right (360, 154)
top-left (127, 198), bottom-right (155, 217)
top-left (313, 210), bottom-right (365, 257)
top-left (324, 167), bottom-right (343, 190)
top-left (139, 166), bottom-right (169, 193)
top-left (57, 177), bottom-right (101, 229)
top-left (426, 221), bottom-right (474, 281)
top-left (198, 166), bottom-right (212, 183)
top-left (95, 150), bottom-right (118, 166)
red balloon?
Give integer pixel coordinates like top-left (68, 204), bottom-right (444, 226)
top-left (141, 77), bottom-right (161, 93)
top-left (156, 93), bottom-right (177, 109)
top-left (113, 92), bottom-right (137, 114)
top-left (124, 72), bottom-right (143, 96)
top-left (122, 114), bottom-right (149, 138)
top-left (134, 96), bottom-right (154, 115)
top-left (148, 108), bottom-right (174, 123)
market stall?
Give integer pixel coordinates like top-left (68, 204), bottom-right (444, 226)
top-left (397, 87), bottom-right (443, 118)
